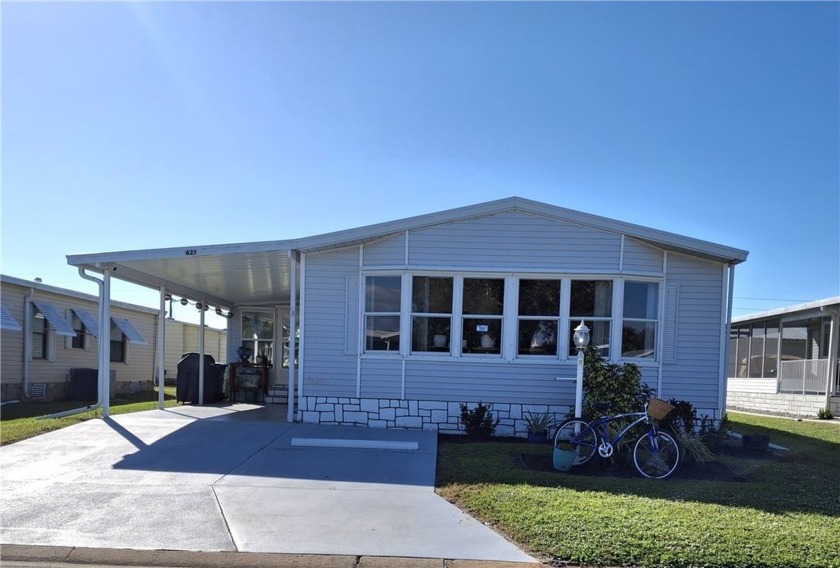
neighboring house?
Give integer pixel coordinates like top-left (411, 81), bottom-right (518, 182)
top-left (67, 197), bottom-right (748, 435)
top-left (726, 297), bottom-right (840, 417)
top-left (0, 275), bottom-right (227, 401)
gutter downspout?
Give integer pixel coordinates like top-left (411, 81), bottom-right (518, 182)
top-left (23, 290), bottom-right (33, 399)
top-left (38, 268), bottom-right (105, 420)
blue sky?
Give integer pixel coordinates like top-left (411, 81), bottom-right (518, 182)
top-left (2, 1), bottom-right (838, 328)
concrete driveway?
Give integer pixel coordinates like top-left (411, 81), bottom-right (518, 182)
top-left (0, 404), bottom-right (534, 563)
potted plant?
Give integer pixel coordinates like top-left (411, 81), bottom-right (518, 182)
top-left (552, 432), bottom-right (578, 472)
top-left (523, 410), bottom-right (554, 444)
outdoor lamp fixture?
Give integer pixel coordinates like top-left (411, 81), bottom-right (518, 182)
top-left (215, 307), bottom-right (223, 316)
top-left (180, 298), bottom-right (189, 306)
top-left (572, 320), bottom-right (590, 419)
top-left (195, 302), bottom-right (203, 311)
top-left (227, 311), bottom-right (235, 319)
top-left (573, 320), bottom-right (590, 351)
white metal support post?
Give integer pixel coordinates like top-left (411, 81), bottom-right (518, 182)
top-left (101, 270), bottom-right (112, 418)
top-left (157, 287), bottom-right (166, 409)
top-left (287, 250), bottom-right (297, 423)
top-left (198, 300), bottom-right (206, 405)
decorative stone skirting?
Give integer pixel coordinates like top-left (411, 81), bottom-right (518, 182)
top-left (299, 396), bottom-right (571, 437)
top-left (727, 391), bottom-right (840, 418)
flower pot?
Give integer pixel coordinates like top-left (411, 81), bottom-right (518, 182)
top-left (527, 431), bottom-right (548, 444)
top-left (553, 446), bottom-right (577, 472)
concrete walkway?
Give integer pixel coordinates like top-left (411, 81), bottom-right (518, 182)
top-left (0, 405), bottom-right (538, 565)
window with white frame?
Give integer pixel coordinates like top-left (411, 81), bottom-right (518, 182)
top-left (462, 278), bottom-right (504, 356)
top-left (411, 276), bottom-right (453, 353)
top-left (622, 281), bottom-right (659, 359)
top-left (568, 280), bottom-right (612, 357)
top-left (241, 311), bottom-right (275, 364)
top-left (110, 320), bottom-right (128, 363)
top-left (70, 312), bottom-right (86, 349)
top-left (518, 279), bottom-right (560, 356)
top-left (32, 311), bottom-right (48, 360)
top-left (364, 276), bottom-right (402, 352)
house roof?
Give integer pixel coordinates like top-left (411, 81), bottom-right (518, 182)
top-left (732, 296), bottom-right (840, 324)
top-left (66, 196), bottom-right (748, 308)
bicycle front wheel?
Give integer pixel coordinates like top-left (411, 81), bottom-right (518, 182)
top-left (633, 430), bottom-right (680, 479)
top-left (554, 419), bottom-right (598, 466)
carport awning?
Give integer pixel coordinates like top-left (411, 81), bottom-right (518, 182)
top-left (67, 243), bottom-right (299, 308)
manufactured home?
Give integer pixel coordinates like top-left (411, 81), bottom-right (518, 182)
top-left (726, 297), bottom-right (840, 417)
top-left (0, 275), bottom-right (227, 401)
top-left (66, 197), bottom-right (748, 434)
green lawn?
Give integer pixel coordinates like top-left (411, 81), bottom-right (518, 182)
top-left (436, 413), bottom-right (840, 568)
top-left (0, 387), bottom-right (179, 446)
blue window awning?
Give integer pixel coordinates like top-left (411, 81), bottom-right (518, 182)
top-left (1, 304), bottom-right (22, 332)
top-left (31, 300), bottom-right (76, 337)
top-left (73, 308), bottom-right (100, 338)
top-left (112, 317), bottom-right (147, 345)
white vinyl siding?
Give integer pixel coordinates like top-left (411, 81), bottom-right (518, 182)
top-left (622, 238), bottom-right (665, 274)
top-left (362, 233), bottom-right (406, 267)
top-left (407, 211), bottom-right (621, 272)
top-left (659, 253), bottom-right (725, 407)
top-left (302, 247), bottom-right (362, 397)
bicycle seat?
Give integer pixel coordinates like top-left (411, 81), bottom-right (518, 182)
top-left (594, 401), bottom-right (612, 411)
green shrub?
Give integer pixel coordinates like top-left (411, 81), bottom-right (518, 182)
top-left (580, 345), bottom-right (652, 419)
top-left (817, 407), bottom-right (834, 419)
top-left (459, 402), bottom-right (499, 438)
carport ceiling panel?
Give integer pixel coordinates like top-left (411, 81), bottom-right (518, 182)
top-left (122, 253), bottom-right (292, 306)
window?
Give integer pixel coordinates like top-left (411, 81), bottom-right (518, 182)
top-left (364, 276), bottom-right (401, 352)
top-left (569, 280), bottom-right (612, 357)
top-left (241, 311), bottom-right (274, 364)
top-left (462, 278), bottom-right (504, 355)
top-left (32, 311), bottom-right (48, 360)
top-left (622, 281), bottom-right (659, 359)
top-left (71, 312), bottom-right (86, 349)
top-left (110, 320), bottom-right (127, 363)
top-left (411, 276), bottom-right (453, 352)
top-left (518, 280), bottom-right (560, 356)
top-left (281, 315), bottom-right (299, 368)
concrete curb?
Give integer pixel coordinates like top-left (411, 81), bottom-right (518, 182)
top-left (0, 545), bottom-right (548, 568)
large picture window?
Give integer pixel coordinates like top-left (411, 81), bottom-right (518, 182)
top-left (622, 281), bottom-right (659, 359)
top-left (365, 276), bottom-right (402, 352)
top-left (518, 279), bottom-right (560, 356)
top-left (569, 280), bottom-right (612, 357)
top-left (462, 278), bottom-right (504, 355)
top-left (411, 276), bottom-right (453, 353)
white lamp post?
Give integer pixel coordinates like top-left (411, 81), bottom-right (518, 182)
top-left (572, 321), bottom-right (590, 418)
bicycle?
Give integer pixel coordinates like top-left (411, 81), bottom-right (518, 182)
top-left (553, 398), bottom-right (681, 479)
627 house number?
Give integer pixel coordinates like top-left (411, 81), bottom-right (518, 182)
top-left (185, 249), bottom-right (198, 256)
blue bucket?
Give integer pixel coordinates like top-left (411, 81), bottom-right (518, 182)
top-left (553, 447), bottom-right (577, 472)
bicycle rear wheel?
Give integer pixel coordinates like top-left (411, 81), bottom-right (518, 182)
top-left (633, 430), bottom-right (680, 479)
top-left (553, 419), bottom-right (598, 466)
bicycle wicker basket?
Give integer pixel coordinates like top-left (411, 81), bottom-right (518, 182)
top-left (647, 398), bottom-right (674, 420)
